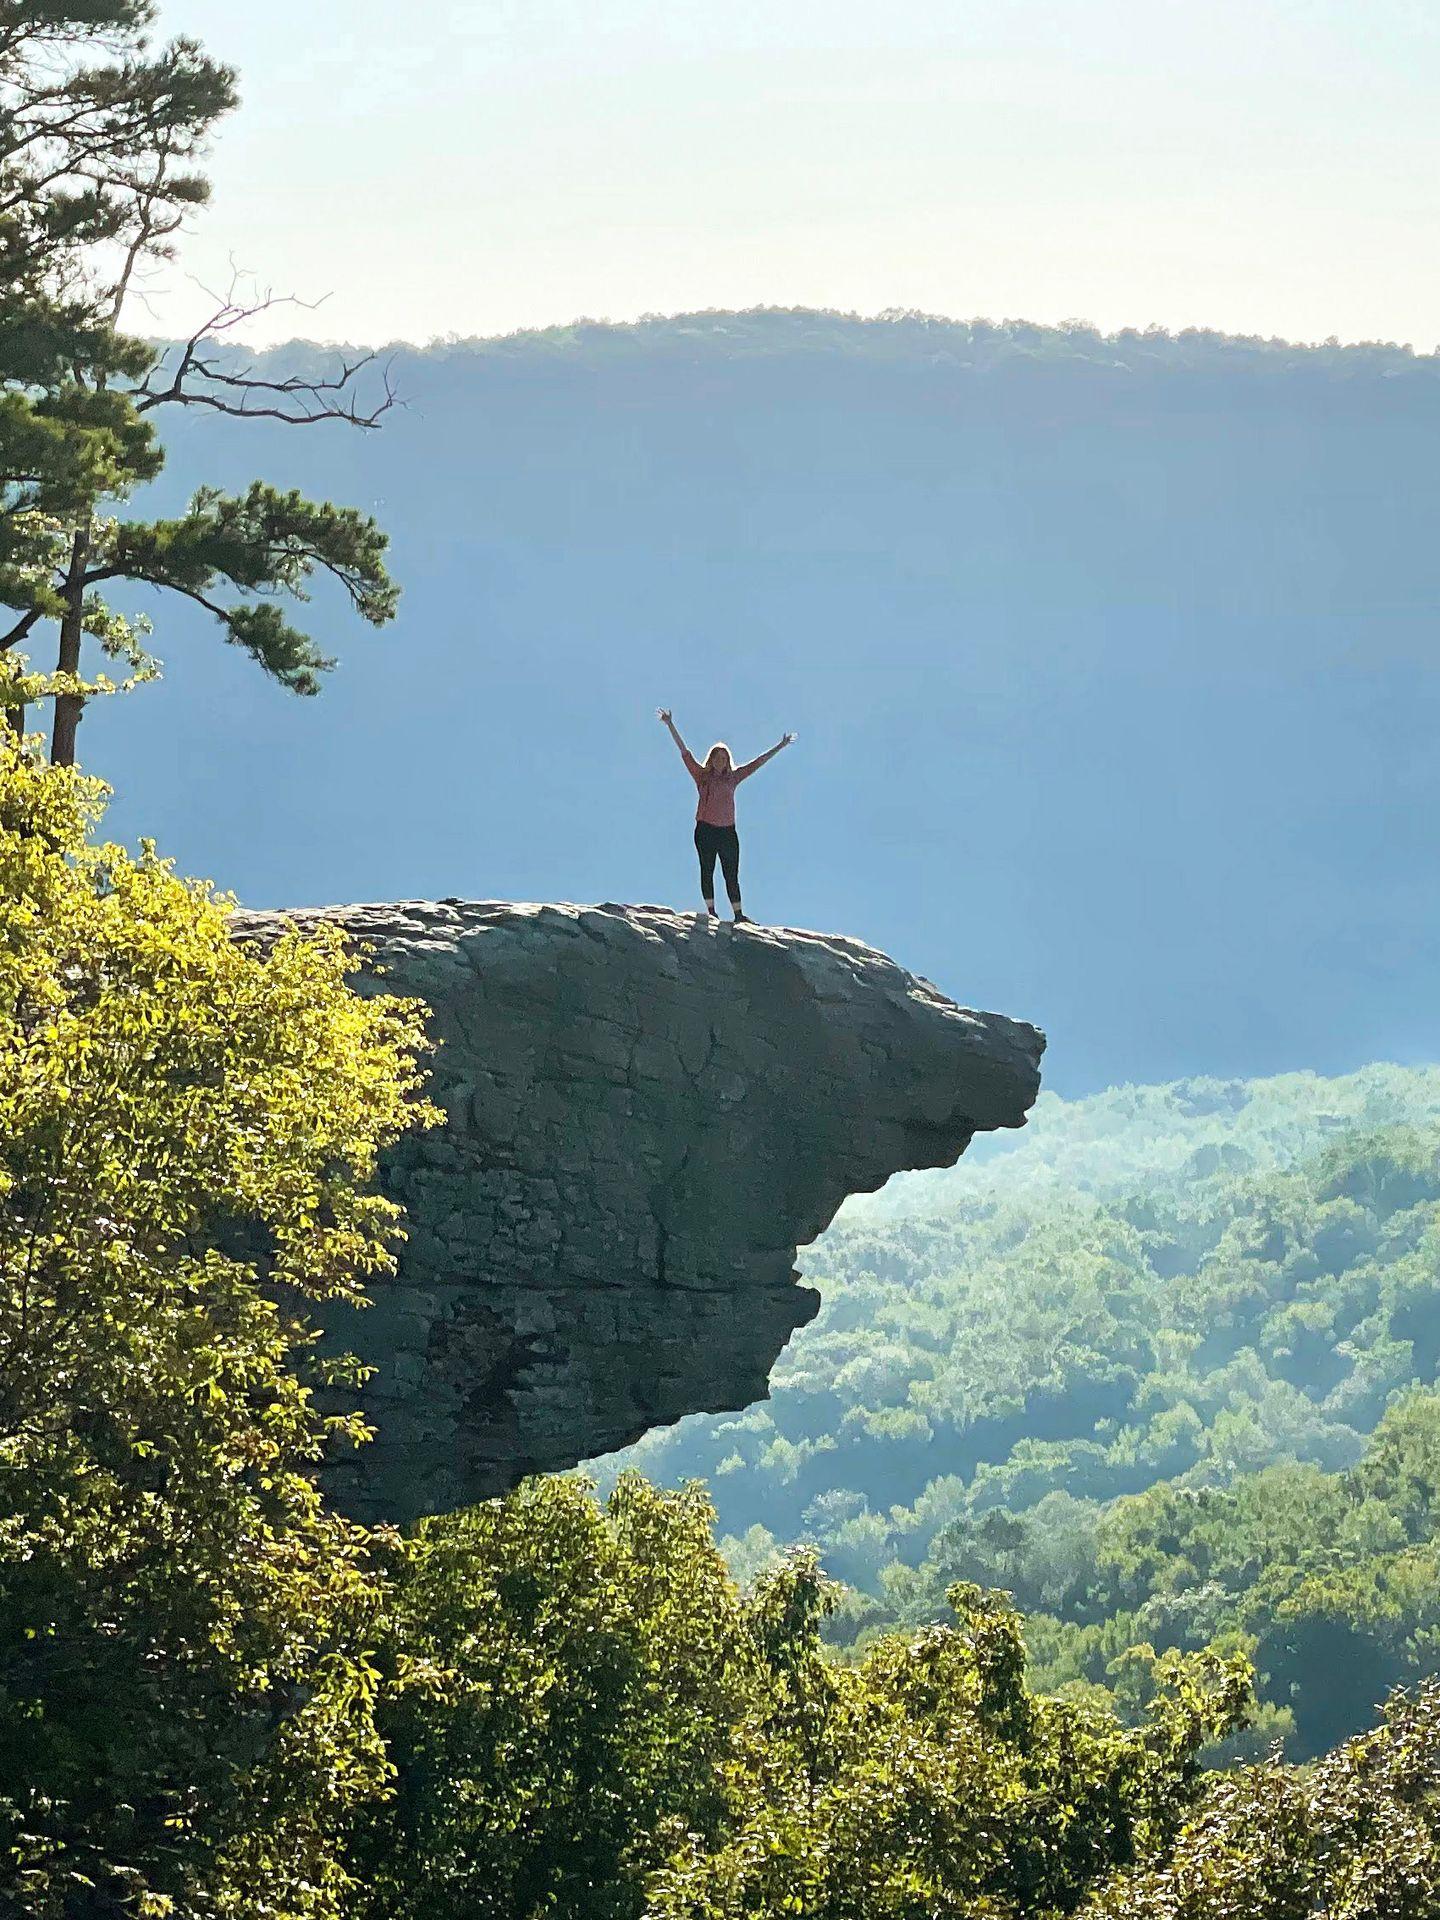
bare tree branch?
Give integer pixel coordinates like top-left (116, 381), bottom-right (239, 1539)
top-left (133, 282), bottom-right (400, 427)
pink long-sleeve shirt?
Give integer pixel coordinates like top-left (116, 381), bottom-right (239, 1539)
top-left (682, 748), bottom-right (767, 827)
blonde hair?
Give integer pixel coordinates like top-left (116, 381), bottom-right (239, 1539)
top-left (705, 742), bottom-right (733, 772)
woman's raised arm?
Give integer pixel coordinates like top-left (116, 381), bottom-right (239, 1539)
top-left (657, 707), bottom-right (702, 778)
top-left (734, 732), bottom-right (796, 782)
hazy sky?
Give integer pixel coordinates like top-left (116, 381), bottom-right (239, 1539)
top-left (145, 0), bottom-right (1440, 350)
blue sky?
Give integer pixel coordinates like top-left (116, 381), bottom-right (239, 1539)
top-left (147, 0), bottom-right (1440, 349)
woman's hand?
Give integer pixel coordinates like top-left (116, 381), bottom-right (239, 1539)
top-left (657, 707), bottom-right (673, 725)
top-left (781, 731), bottom-right (796, 747)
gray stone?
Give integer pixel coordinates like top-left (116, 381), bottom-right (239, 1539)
top-left (232, 901), bottom-right (1044, 1524)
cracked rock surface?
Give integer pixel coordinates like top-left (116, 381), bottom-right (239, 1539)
top-left (231, 900), bottom-right (1045, 1523)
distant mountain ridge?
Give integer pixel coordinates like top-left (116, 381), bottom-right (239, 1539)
top-left (227, 305), bottom-right (1440, 375)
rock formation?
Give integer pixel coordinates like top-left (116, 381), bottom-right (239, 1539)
top-left (232, 901), bottom-right (1044, 1523)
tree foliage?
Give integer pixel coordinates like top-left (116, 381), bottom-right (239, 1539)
top-left (1090, 1683), bottom-right (1440, 1920)
top-left (343, 1471), bottom-right (1440, 1920)
top-left (0, 3), bottom-right (398, 761)
top-left (353, 1475), bottom-right (759, 1920)
top-left (348, 1474), bottom-right (1251, 1920)
top-left (598, 1073), bottom-right (1440, 1756)
top-left (0, 737), bottom-right (437, 1916)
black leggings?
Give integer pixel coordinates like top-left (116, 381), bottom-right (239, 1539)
top-left (694, 822), bottom-right (741, 906)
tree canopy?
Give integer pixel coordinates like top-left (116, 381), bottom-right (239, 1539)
top-left (598, 1070), bottom-right (1440, 1757)
top-left (0, 735), bottom-right (436, 1915)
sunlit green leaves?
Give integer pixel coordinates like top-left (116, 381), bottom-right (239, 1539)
top-left (0, 742), bottom-right (436, 1918)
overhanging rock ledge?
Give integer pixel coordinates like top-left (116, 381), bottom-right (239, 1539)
top-left (231, 900), bottom-right (1045, 1524)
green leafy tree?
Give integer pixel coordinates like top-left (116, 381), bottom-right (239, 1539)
top-left (0, 3), bottom-right (398, 763)
top-left (353, 1474), bottom-right (761, 1920)
top-left (1089, 1682), bottom-right (1440, 1920)
top-left (648, 1572), bottom-right (1249, 1920)
top-left (0, 736), bottom-right (437, 1917)
top-left (349, 1476), bottom-right (1251, 1920)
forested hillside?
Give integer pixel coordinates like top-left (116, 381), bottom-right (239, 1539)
top-left (595, 1065), bottom-right (1440, 1752)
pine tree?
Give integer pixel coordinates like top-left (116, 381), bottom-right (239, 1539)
top-left (0, 3), bottom-right (399, 764)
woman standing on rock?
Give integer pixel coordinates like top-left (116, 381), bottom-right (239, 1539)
top-left (657, 709), bottom-right (795, 922)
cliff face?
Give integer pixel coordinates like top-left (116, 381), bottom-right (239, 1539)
top-left (232, 901), bottom-right (1044, 1523)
